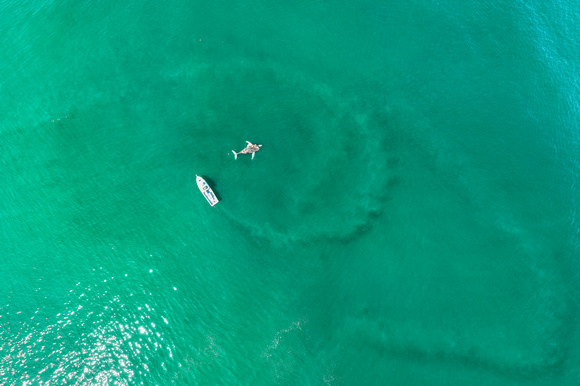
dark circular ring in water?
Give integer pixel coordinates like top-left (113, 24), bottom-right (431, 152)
top-left (183, 59), bottom-right (393, 243)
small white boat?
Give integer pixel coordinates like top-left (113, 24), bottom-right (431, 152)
top-left (196, 175), bottom-right (219, 206)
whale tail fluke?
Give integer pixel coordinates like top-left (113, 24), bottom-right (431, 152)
top-left (232, 150), bottom-right (238, 159)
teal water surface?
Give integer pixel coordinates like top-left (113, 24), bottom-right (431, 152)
top-left (1, 0), bottom-right (579, 384)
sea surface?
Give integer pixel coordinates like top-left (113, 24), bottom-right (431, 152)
top-left (1, 0), bottom-right (579, 384)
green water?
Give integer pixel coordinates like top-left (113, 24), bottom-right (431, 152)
top-left (1, 0), bottom-right (579, 384)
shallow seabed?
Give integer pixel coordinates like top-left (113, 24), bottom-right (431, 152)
top-left (1, 0), bottom-right (579, 384)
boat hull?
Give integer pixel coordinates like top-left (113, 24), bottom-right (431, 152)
top-left (196, 175), bottom-right (219, 206)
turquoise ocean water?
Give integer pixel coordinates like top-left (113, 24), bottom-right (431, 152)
top-left (1, 0), bottom-right (579, 384)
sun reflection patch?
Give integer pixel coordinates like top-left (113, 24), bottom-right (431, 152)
top-left (0, 274), bottom-right (177, 384)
